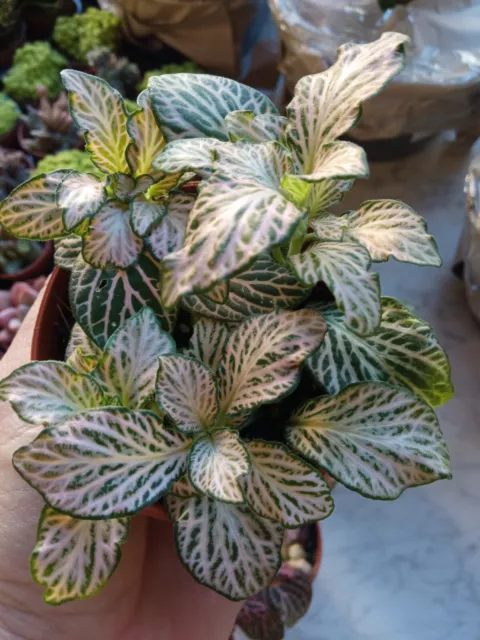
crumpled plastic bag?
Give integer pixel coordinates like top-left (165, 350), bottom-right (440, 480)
top-left (269, 0), bottom-right (480, 140)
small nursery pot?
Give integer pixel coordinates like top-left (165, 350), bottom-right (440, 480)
top-left (0, 241), bottom-right (54, 287)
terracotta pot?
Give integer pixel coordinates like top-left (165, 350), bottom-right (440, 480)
top-left (0, 241), bottom-right (54, 287)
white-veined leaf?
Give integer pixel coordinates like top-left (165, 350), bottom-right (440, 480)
top-left (204, 281), bottom-right (229, 304)
top-left (306, 179), bottom-right (353, 218)
top-left (32, 506), bottom-right (129, 604)
top-left (146, 191), bottom-right (194, 261)
top-left (183, 254), bottom-right (309, 323)
top-left (66, 347), bottom-right (98, 374)
top-left (130, 194), bottom-right (166, 237)
top-left (169, 473), bottom-right (199, 498)
top-left (268, 565), bottom-right (313, 627)
top-left (156, 354), bottom-right (218, 432)
top-left (149, 73), bottom-right (278, 141)
top-left (126, 90), bottom-right (165, 179)
top-left (344, 199), bottom-right (442, 266)
top-left (95, 308), bottom-right (175, 409)
top-left (186, 318), bottom-right (231, 371)
top-left (55, 234), bottom-right (83, 270)
top-left (82, 201), bottom-right (143, 269)
top-left (217, 309), bottom-right (326, 417)
top-left (153, 138), bottom-right (222, 177)
top-left (0, 361), bottom-right (106, 425)
top-left (241, 441), bottom-right (333, 527)
top-left (294, 141), bottom-right (368, 182)
top-left (0, 171), bottom-right (69, 240)
top-left (70, 251), bottom-right (176, 348)
top-left (108, 174), bottom-right (154, 203)
top-left (161, 143), bottom-right (305, 307)
top-left (286, 33), bottom-right (408, 172)
top-left (286, 382), bottom-right (451, 499)
top-left (56, 172), bottom-right (107, 231)
top-left (236, 590), bottom-right (284, 640)
top-left (13, 408), bottom-right (192, 518)
top-left (61, 70), bottom-right (129, 174)
top-left (65, 323), bottom-right (102, 360)
top-left (225, 111), bottom-right (288, 144)
top-left (307, 298), bottom-right (454, 407)
top-left (290, 241), bottom-right (381, 336)
top-left (311, 214), bottom-right (348, 241)
top-left (166, 493), bottom-right (283, 599)
top-left (188, 429), bottom-right (250, 503)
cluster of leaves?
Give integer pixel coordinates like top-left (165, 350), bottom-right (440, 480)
top-left (0, 32), bottom-right (453, 612)
top-left (0, 92), bottom-right (19, 136)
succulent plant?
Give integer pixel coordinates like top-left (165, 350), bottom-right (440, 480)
top-left (0, 92), bottom-right (20, 136)
top-left (19, 87), bottom-right (81, 156)
top-left (32, 149), bottom-right (103, 178)
top-left (3, 42), bottom-right (67, 102)
top-left (53, 8), bottom-right (121, 64)
top-left (0, 277), bottom-right (46, 358)
top-left (87, 47), bottom-right (140, 97)
top-left (0, 227), bottom-right (43, 275)
top-left (136, 62), bottom-right (204, 92)
top-left (0, 149), bottom-right (31, 199)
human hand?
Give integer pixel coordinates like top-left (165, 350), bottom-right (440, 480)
top-left (0, 293), bottom-right (242, 640)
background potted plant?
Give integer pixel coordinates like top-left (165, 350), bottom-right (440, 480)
top-left (31, 149), bottom-right (103, 177)
top-left (0, 92), bottom-right (20, 147)
top-left (0, 33), bottom-right (452, 638)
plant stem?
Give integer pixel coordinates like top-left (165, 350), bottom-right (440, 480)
top-left (272, 246), bottom-right (287, 265)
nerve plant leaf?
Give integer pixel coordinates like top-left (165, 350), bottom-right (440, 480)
top-left (307, 298), bottom-right (454, 406)
top-left (56, 172), bottom-right (107, 231)
top-left (153, 138), bottom-right (222, 177)
top-left (306, 179), bottom-right (353, 218)
top-left (183, 255), bottom-right (309, 323)
top-left (156, 355), bottom-right (219, 432)
top-left (146, 192), bottom-right (194, 261)
top-left (294, 140), bottom-right (368, 182)
top-left (286, 32), bottom-right (408, 173)
top-left (286, 383), bottom-right (451, 499)
top-left (224, 111), bottom-right (288, 144)
top-left (95, 308), bottom-right (175, 408)
top-left (166, 493), bottom-right (283, 600)
top-left (241, 441), bottom-right (333, 527)
top-left (236, 590), bottom-right (284, 640)
top-left (32, 506), bottom-right (129, 605)
top-left (13, 408), bottom-right (192, 518)
top-left (161, 143), bottom-right (306, 306)
top-left (0, 171), bottom-right (69, 240)
top-left (0, 362), bottom-right (106, 425)
top-left (126, 90), bottom-right (165, 179)
top-left (130, 194), bottom-right (166, 237)
top-left (216, 309), bottom-right (327, 418)
top-left (55, 234), bottom-right (83, 270)
top-left (186, 318), bottom-right (231, 371)
top-left (188, 429), bottom-right (250, 503)
top-left (290, 241), bottom-right (381, 336)
top-left (61, 70), bottom-right (129, 174)
top-left (268, 565), bottom-right (313, 628)
top-left (70, 251), bottom-right (176, 348)
top-left (66, 348), bottom-right (98, 375)
top-left (344, 199), bottom-right (442, 266)
top-left (148, 73), bottom-right (278, 141)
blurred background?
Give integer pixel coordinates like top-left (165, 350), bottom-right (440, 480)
top-left (1, 1), bottom-right (479, 638)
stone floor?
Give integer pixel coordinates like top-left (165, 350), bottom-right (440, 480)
top-left (292, 136), bottom-right (480, 640)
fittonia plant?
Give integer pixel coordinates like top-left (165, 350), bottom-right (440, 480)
top-left (0, 33), bottom-right (453, 609)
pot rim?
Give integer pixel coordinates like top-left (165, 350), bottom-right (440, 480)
top-left (0, 240), bottom-right (54, 283)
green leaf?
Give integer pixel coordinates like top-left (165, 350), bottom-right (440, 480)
top-left (65, 323), bottom-right (102, 360)
top-left (153, 138), bottom-right (222, 177)
top-left (307, 298), bottom-right (454, 407)
top-left (236, 590), bottom-right (284, 640)
top-left (306, 179), bottom-right (353, 218)
top-left (57, 172), bottom-right (107, 231)
top-left (241, 441), bottom-right (333, 527)
top-left (286, 382), bottom-right (451, 499)
top-left (148, 73), bottom-right (278, 141)
top-left (146, 192), bottom-right (194, 261)
top-left (70, 251), bottom-right (176, 348)
top-left (188, 429), bottom-right (250, 503)
top-left (108, 173), bottom-right (135, 203)
top-left (204, 281), bottom-right (229, 304)
top-left (186, 318), bottom-right (231, 371)
top-left (311, 214), bottom-right (348, 241)
top-left (95, 308), bottom-right (175, 409)
top-left (294, 141), bottom-right (368, 182)
top-left (268, 565), bottom-right (313, 627)
top-left (13, 408), bottom-right (192, 518)
top-left (82, 201), bottom-right (143, 269)
top-left (166, 493), bottom-right (283, 599)
top-left (161, 143), bottom-right (305, 307)
top-left (130, 194), bottom-right (166, 237)
top-left (31, 506), bottom-right (129, 605)
top-left (286, 32), bottom-right (408, 173)
top-left (225, 111), bottom-right (288, 144)
top-left (61, 70), bottom-right (129, 174)
top-left (290, 241), bottom-right (381, 336)
top-left (0, 171), bottom-right (69, 240)
top-left (183, 255), bottom-right (309, 323)
top-left (66, 347), bottom-right (98, 375)
top-left (156, 354), bottom-right (219, 432)
top-left (55, 234), bottom-right (83, 270)
top-left (126, 90), bottom-right (165, 179)
top-left (217, 309), bottom-right (327, 418)
top-left (0, 362), bottom-right (106, 425)
top-left (344, 199), bottom-right (442, 266)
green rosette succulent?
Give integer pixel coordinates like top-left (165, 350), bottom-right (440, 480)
top-left (0, 93), bottom-right (19, 136)
top-left (53, 8), bottom-right (120, 64)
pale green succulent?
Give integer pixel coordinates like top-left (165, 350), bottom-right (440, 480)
top-left (53, 8), bottom-right (120, 64)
